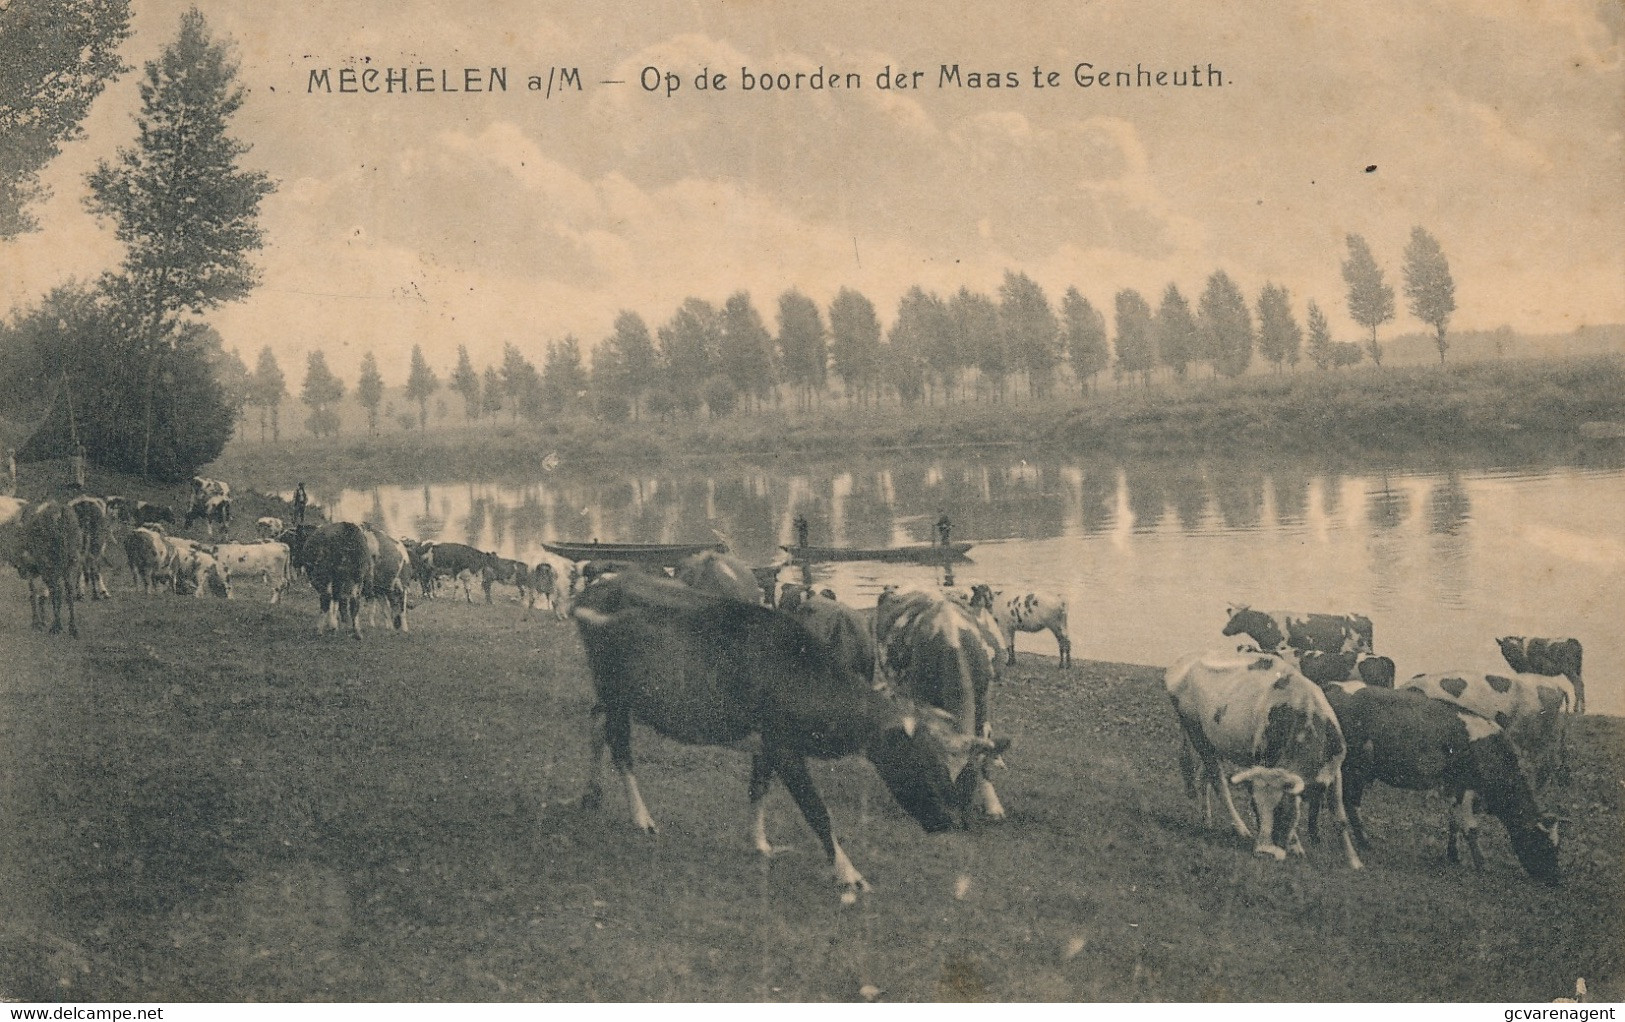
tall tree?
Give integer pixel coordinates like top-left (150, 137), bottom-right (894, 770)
top-left (541, 336), bottom-right (588, 415)
top-left (657, 298), bottom-right (721, 417)
top-left (1199, 270), bottom-right (1254, 378)
top-left (828, 287), bottom-right (882, 405)
top-left (950, 287), bottom-right (1005, 401)
top-left (85, 8), bottom-right (274, 476)
top-left (213, 345), bottom-right (250, 440)
top-left (718, 292), bottom-right (776, 410)
top-left (1255, 283), bottom-right (1302, 372)
top-left (480, 365), bottom-right (504, 419)
top-left (0, 0), bottom-right (131, 238)
top-left (777, 289), bottom-right (828, 409)
top-left (1113, 289), bottom-right (1156, 385)
top-left (450, 344), bottom-right (480, 420)
top-left (1061, 287), bottom-right (1109, 393)
top-left (1342, 233), bottom-right (1395, 367)
top-left (1154, 284), bottom-right (1200, 380)
top-left (300, 350), bottom-right (345, 438)
top-left (884, 287), bottom-right (939, 405)
top-left (405, 344), bottom-right (438, 429)
top-left (1000, 271), bottom-right (1060, 398)
top-left (356, 351), bottom-right (384, 435)
top-left (1403, 226), bottom-right (1457, 364)
top-left (250, 345), bottom-right (286, 442)
top-left (595, 310), bottom-right (658, 420)
top-left (1305, 300), bottom-right (1335, 370)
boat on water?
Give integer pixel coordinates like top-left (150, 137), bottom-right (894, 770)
top-left (780, 542), bottom-right (974, 564)
top-left (541, 540), bottom-right (728, 565)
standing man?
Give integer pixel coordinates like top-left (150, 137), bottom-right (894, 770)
top-left (293, 482), bottom-right (308, 527)
top-left (935, 510), bottom-right (952, 547)
top-left (793, 513), bottom-right (809, 548)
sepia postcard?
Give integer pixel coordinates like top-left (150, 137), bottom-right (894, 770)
top-left (0, 0), bottom-right (1620, 1006)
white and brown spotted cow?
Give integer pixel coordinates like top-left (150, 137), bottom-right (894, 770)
top-left (1221, 604), bottom-right (1390, 685)
top-left (1164, 650), bottom-right (1363, 869)
top-left (1402, 671), bottom-right (1573, 790)
top-left (968, 584), bottom-right (1071, 668)
top-left (1497, 637), bottom-right (1585, 715)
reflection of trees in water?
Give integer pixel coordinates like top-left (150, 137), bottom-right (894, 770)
top-left (1166, 465), bottom-right (1209, 532)
top-left (364, 489), bottom-right (388, 532)
top-left (464, 496), bottom-right (489, 547)
top-left (1211, 467), bottom-right (1265, 531)
top-left (1366, 477), bottom-right (1410, 532)
top-left (412, 485), bottom-right (443, 541)
top-left (1319, 474), bottom-right (1344, 521)
top-left (506, 488), bottom-right (548, 551)
top-left (839, 473), bottom-right (897, 549)
top-left (1271, 467), bottom-right (1310, 526)
top-left (1427, 474), bottom-right (1472, 536)
top-left (487, 500), bottom-right (509, 550)
top-left (711, 475), bottom-right (777, 561)
top-left (1077, 466), bottom-right (1117, 535)
top-left (1121, 462), bottom-right (1167, 533)
top-left (933, 458), bottom-right (1064, 542)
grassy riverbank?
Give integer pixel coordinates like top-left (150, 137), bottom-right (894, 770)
top-left (210, 355), bottom-right (1625, 490)
top-left (0, 574), bottom-right (1619, 1002)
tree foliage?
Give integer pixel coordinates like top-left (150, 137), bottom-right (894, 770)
top-left (1154, 284), bottom-right (1199, 380)
top-left (1062, 288), bottom-right (1109, 392)
top-left (405, 344), bottom-right (438, 428)
top-left (718, 292), bottom-right (776, 407)
top-left (594, 311), bottom-right (658, 419)
top-left (300, 350), bottom-right (344, 437)
top-left (950, 287), bottom-right (1005, 401)
top-left (1305, 300), bottom-right (1334, 370)
top-left (356, 351), bottom-right (384, 435)
top-left (1255, 283), bottom-right (1302, 372)
top-left (0, 0), bottom-right (131, 238)
top-left (1402, 226), bottom-right (1456, 363)
top-left (541, 336), bottom-right (588, 415)
top-left (828, 288), bottom-right (881, 404)
top-left (1000, 271), bottom-right (1060, 398)
top-left (450, 345), bottom-right (480, 420)
top-left (658, 298), bottom-right (721, 416)
top-left (249, 345), bottom-right (286, 442)
top-left (885, 287), bottom-right (939, 405)
top-left (777, 289), bottom-right (827, 408)
top-left (1199, 270), bottom-right (1254, 378)
top-left (1342, 234), bottom-right (1394, 367)
top-left (1113, 289), bottom-right (1155, 384)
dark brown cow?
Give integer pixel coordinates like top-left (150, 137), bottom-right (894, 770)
top-left (67, 494), bottom-right (111, 600)
top-left (9, 501), bottom-right (85, 637)
top-left (1497, 637), bottom-right (1585, 715)
top-left (297, 522), bottom-right (376, 639)
top-left (570, 571), bottom-right (1001, 897)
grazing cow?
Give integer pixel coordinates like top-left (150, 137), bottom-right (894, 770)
top-left (106, 496), bottom-right (175, 528)
top-left (486, 556), bottom-right (534, 604)
top-left (184, 495), bottom-right (231, 537)
top-left (1223, 605), bottom-right (1374, 657)
top-left (1402, 672), bottom-right (1572, 790)
top-left (359, 524), bottom-right (410, 632)
top-left (873, 588), bottom-right (1010, 820)
top-left (8, 501), bottom-right (85, 636)
top-left (397, 537), bottom-right (434, 597)
top-left (255, 516), bottom-right (285, 539)
top-left (171, 542), bottom-right (230, 598)
top-left (1163, 650), bottom-right (1363, 869)
top-left (298, 522), bottom-right (377, 639)
top-left (67, 494), bottom-right (111, 600)
top-left (191, 476), bottom-right (230, 504)
top-left (421, 541), bottom-right (497, 603)
top-left (676, 549), bottom-right (764, 604)
top-left (1295, 650), bottom-right (1397, 688)
top-left (208, 541), bottom-right (293, 603)
top-left (124, 527), bottom-right (177, 593)
top-left (968, 584), bottom-right (1072, 668)
top-left (1317, 683), bottom-right (1562, 884)
top-left (1497, 637), bottom-right (1585, 715)
top-left (570, 571), bottom-right (1003, 896)
top-left (525, 550), bottom-right (575, 620)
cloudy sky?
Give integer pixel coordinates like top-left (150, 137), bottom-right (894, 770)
top-left (4, 0), bottom-right (1621, 381)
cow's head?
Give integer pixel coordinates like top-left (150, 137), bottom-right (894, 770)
top-left (967, 584), bottom-right (996, 611)
top-left (1356, 654), bottom-right (1396, 688)
top-left (865, 705), bottom-right (1009, 833)
top-left (1506, 812), bottom-right (1566, 886)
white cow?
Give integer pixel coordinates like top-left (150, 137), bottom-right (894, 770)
top-left (208, 541), bottom-right (292, 603)
top-left (255, 516), bottom-right (285, 539)
top-left (968, 584), bottom-right (1071, 667)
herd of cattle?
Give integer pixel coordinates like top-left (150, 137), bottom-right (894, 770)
top-left (0, 477), bottom-right (1595, 897)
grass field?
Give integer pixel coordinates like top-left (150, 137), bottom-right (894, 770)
top-left (0, 571), bottom-right (1618, 1002)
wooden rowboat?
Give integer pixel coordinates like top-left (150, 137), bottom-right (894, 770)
top-left (780, 542), bottom-right (973, 564)
top-left (541, 540), bottom-right (727, 565)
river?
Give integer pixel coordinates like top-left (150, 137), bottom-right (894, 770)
top-left (315, 447), bottom-right (1625, 715)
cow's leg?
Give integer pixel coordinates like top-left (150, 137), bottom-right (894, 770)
top-left (1568, 670), bottom-right (1585, 715)
top-left (581, 703), bottom-right (608, 811)
top-left (1247, 783), bottom-right (1288, 861)
top-left (1205, 752), bottom-right (1251, 838)
top-left (1342, 773), bottom-right (1372, 850)
top-left (603, 703), bottom-right (655, 834)
top-left (1275, 792), bottom-right (1306, 857)
top-left (771, 750), bottom-right (868, 895)
top-left (1325, 772), bottom-right (1363, 869)
top-left (1449, 791), bottom-right (1486, 870)
top-left (347, 591), bottom-right (363, 640)
top-left (392, 586), bottom-right (408, 632)
top-left (64, 578), bottom-right (78, 638)
top-left (1005, 627), bottom-right (1017, 666)
top-left (748, 752), bottom-right (788, 856)
top-left (1053, 627), bottom-right (1071, 668)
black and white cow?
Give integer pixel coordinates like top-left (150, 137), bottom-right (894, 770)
top-left (1497, 637), bottom-right (1585, 715)
top-left (1402, 672), bottom-right (1573, 790)
top-left (1164, 650), bottom-right (1363, 869)
top-left (1222, 604), bottom-right (1387, 684)
top-left (968, 584), bottom-right (1071, 668)
top-left (1317, 682), bottom-right (1562, 884)
top-left (570, 571), bottom-right (1003, 897)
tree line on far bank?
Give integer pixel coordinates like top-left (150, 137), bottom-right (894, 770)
top-left (237, 229), bottom-right (1457, 441)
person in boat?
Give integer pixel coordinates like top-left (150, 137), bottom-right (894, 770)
top-left (935, 511), bottom-right (952, 547)
top-left (794, 513), bottom-right (810, 548)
